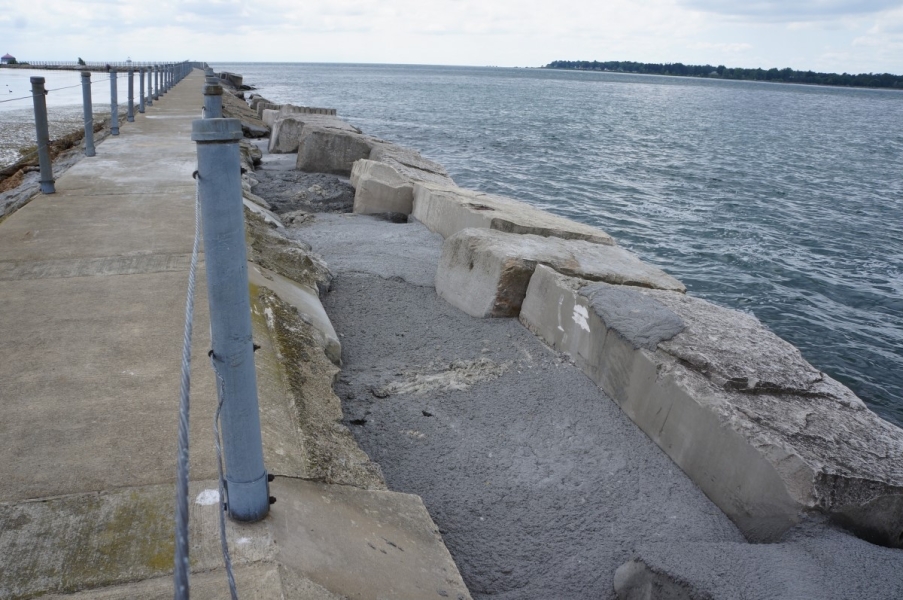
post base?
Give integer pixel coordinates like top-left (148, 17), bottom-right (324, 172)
top-left (224, 471), bottom-right (270, 522)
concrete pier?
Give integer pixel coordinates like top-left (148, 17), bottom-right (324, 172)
top-left (0, 70), bottom-right (468, 600)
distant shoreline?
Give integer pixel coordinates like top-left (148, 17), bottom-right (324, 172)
top-left (544, 60), bottom-right (903, 90)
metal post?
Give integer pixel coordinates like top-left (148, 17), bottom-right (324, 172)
top-left (192, 118), bottom-right (270, 523)
top-left (204, 83), bottom-right (223, 118)
top-left (153, 65), bottom-right (159, 101)
top-left (110, 69), bottom-right (119, 135)
top-left (80, 72), bottom-right (95, 157)
top-left (146, 67), bottom-right (153, 106)
top-left (127, 68), bottom-right (135, 122)
top-left (138, 68), bottom-right (145, 114)
top-left (30, 77), bottom-right (55, 194)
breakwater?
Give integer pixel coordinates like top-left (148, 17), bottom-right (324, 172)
top-left (230, 70), bottom-right (903, 599)
top-left (213, 62), bottom-right (903, 429)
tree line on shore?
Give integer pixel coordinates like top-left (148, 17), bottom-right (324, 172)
top-left (544, 60), bottom-right (903, 89)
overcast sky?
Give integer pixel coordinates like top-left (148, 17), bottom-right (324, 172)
top-left (1, 1), bottom-right (901, 74)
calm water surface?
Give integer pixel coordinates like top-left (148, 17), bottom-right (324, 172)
top-left (204, 65), bottom-right (903, 425)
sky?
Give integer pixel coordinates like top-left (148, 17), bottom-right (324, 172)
top-left (1, 0), bottom-right (901, 74)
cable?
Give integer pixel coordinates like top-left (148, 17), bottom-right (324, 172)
top-left (0, 94), bottom-right (35, 104)
top-left (173, 181), bottom-right (201, 600)
top-left (45, 83), bottom-right (84, 92)
top-left (211, 358), bottom-right (240, 600)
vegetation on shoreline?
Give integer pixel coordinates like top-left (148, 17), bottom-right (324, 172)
top-left (544, 60), bottom-right (903, 89)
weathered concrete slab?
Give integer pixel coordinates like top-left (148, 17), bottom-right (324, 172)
top-left (257, 102), bottom-right (281, 120)
top-left (249, 96), bottom-right (274, 111)
top-left (248, 262), bottom-right (341, 364)
top-left (436, 228), bottom-right (684, 318)
top-left (278, 103), bottom-right (337, 117)
top-left (252, 286), bottom-right (385, 489)
top-left (262, 108), bottom-right (279, 127)
top-left (519, 265), bottom-right (903, 546)
top-left (413, 183), bottom-right (614, 245)
top-left (244, 197), bottom-right (285, 228)
top-left (42, 564), bottom-right (286, 599)
top-left (351, 159), bottom-right (415, 215)
top-left (0, 270), bottom-right (218, 503)
top-left (0, 188), bottom-right (199, 263)
top-left (270, 478), bottom-right (472, 600)
top-left (268, 115), bottom-right (359, 154)
top-left (0, 481), bottom-right (272, 599)
top-left (368, 143), bottom-right (455, 187)
top-left (296, 126), bottom-right (379, 176)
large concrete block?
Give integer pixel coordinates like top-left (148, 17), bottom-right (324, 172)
top-left (269, 115), bottom-right (359, 154)
top-left (520, 264), bottom-right (903, 547)
top-left (413, 183), bottom-right (614, 245)
top-left (350, 160), bottom-right (414, 215)
top-left (257, 102), bottom-right (281, 119)
top-left (368, 143), bottom-right (455, 187)
top-left (249, 96), bottom-right (273, 111)
top-left (436, 228), bottom-right (684, 318)
top-left (296, 126), bottom-right (377, 176)
top-left (262, 108), bottom-right (279, 128)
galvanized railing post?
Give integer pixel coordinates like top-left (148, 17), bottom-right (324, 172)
top-left (30, 77), bottom-right (56, 194)
top-left (191, 118), bottom-right (270, 523)
top-left (146, 67), bottom-right (153, 106)
top-left (127, 67), bottom-right (135, 122)
top-left (110, 69), bottom-right (119, 135)
top-left (138, 68), bottom-right (145, 113)
top-left (204, 83), bottom-right (223, 118)
top-left (80, 72), bottom-right (95, 157)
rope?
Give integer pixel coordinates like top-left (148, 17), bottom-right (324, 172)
top-left (173, 181), bottom-right (202, 599)
top-left (211, 359), bottom-right (240, 600)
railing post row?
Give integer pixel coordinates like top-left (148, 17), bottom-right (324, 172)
top-left (30, 76), bottom-right (55, 194)
top-left (80, 72), bottom-right (95, 157)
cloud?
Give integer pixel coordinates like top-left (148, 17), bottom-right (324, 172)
top-left (688, 41), bottom-right (753, 52)
top-left (0, 0), bottom-right (900, 73)
top-left (678, 0), bottom-right (903, 21)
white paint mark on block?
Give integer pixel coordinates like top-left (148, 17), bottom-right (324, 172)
top-left (572, 305), bottom-right (591, 332)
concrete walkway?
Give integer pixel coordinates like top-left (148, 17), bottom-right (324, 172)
top-left (0, 71), bottom-right (468, 599)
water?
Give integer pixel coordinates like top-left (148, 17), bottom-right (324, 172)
top-left (213, 62), bottom-right (903, 427)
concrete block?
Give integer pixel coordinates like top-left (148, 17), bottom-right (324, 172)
top-left (520, 265), bottom-right (903, 547)
top-left (262, 108), bottom-right (279, 128)
top-left (249, 96), bottom-right (273, 111)
top-left (270, 478), bottom-right (473, 600)
top-left (368, 143), bottom-right (455, 187)
top-left (257, 102), bottom-right (281, 119)
top-left (269, 115), bottom-right (360, 154)
top-left (296, 126), bottom-right (377, 176)
top-left (413, 183), bottom-right (614, 245)
top-left (351, 159), bottom-right (415, 215)
top-left (436, 228), bottom-right (684, 318)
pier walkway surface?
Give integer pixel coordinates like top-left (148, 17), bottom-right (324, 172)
top-left (0, 70), bottom-right (468, 599)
